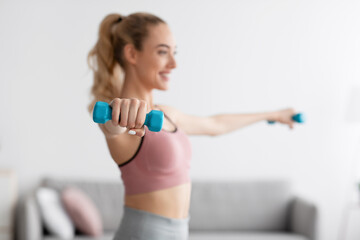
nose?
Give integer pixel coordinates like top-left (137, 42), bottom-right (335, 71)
top-left (168, 54), bottom-right (177, 69)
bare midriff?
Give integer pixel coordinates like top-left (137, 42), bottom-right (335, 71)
top-left (124, 182), bottom-right (191, 219)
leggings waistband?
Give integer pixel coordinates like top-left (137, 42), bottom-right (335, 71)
top-left (123, 206), bottom-right (190, 227)
top-left (114, 206), bottom-right (190, 240)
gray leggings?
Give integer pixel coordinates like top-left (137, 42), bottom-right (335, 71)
top-left (113, 206), bottom-right (190, 240)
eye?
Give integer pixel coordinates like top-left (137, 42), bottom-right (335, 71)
top-left (158, 50), bottom-right (168, 55)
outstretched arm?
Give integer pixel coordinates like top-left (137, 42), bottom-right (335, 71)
top-left (158, 105), bottom-right (296, 136)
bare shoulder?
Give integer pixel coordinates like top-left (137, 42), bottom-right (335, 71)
top-left (156, 104), bottom-right (182, 124)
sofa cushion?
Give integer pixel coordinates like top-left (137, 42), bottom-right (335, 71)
top-left (42, 178), bottom-right (124, 232)
top-left (189, 180), bottom-right (292, 231)
top-left (189, 231), bottom-right (308, 240)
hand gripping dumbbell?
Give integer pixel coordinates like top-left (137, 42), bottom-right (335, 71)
top-left (93, 101), bottom-right (164, 132)
top-left (267, 113), bottom-right (305, 124)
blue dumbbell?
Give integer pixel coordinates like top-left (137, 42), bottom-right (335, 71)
top-left (268, 113), bottom-right (305, 124)
top-left (93, 101), bottom-right (164, 132)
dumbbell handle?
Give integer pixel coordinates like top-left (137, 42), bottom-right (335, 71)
top-left (267, 113), bottom-right (305, 124)
top-left (93, 101), bottom-right (164, 132)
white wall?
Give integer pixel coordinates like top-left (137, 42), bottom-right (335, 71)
top-left (1, 0), bottom-right (360, 239)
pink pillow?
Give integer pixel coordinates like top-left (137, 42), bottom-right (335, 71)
top-left (61, 187), bottom-right (103, 237)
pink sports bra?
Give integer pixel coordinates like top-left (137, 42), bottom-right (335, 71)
top-left (118, 114), bottom-right (192, 195)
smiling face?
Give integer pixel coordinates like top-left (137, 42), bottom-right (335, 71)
top-left (134, 23), bottom-right (177, 91)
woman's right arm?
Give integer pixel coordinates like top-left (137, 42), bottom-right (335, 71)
top-left (97, 98), bottom-right (148, 164)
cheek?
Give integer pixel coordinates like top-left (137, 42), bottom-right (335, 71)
top-left (144, 64), bottom-right (160, 78)
top-left (143, 59), bottom-right (163, 76)
top-left (137, 55), bottom-right (166, 81)
top-left (137, 62), bottom-right (160, 84)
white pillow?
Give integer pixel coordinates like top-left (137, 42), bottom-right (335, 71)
top-left (36, 187), bottom-right (75, 239)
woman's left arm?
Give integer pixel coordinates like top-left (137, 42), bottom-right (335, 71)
top-left (159, 105), bottom-right (296, 136)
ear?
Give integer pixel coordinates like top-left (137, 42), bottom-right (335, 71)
top-left (123, 44), bottom-right (138, 65)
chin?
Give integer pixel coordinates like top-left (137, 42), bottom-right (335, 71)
top-left (155, 82), bottom-right (169, 91)
top-left (156, 85), bottom-right (169, 91)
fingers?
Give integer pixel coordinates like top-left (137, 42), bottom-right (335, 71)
top-left (127, 99), bottom-right (139, 129)
top-left (110, 99), bottom-right (121, 126)
top-left (136, 101), bottom-right (147, 129)
top-left (274, 108), bottom-right (297, 129)
top-left (109, 98), bottom-right (147, 136)
top-left (119, 100), bottom-right (130, 128)
top-left (286, 108), bottom-right (295, 130)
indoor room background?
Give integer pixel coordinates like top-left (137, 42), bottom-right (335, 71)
top-left (1, 0), bottom-right (360, 240)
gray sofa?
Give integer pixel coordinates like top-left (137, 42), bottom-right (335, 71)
top-left (15, 178), bottom-right (317, 240)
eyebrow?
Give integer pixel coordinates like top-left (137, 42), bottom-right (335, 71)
top-left (156, 44), bottom-right (177, 49)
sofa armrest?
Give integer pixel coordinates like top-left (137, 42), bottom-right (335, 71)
top-left (15, 193), bottom-right (43, 240)
top-left (288, 197), bottom-right (318, 240)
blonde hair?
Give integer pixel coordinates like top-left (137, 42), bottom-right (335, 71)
top-left (87, 12), bottom-right (166, 112)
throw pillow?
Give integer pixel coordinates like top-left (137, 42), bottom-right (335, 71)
top-left (36, 187), bottom-right (75, 239)
top-left (61, 186), bottom-right (103, 236)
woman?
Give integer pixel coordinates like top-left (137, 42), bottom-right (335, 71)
top-left (88, 12), bottom-right (296, 240)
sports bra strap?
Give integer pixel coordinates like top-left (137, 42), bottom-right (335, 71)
top-left (154, 105), bottom-right (178, 130)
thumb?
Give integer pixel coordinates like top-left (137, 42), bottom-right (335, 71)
top-left (128, 126), bottom-right (146, 137)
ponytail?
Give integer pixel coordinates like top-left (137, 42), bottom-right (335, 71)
top-left (87, 14), bottom-right (124, 113)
